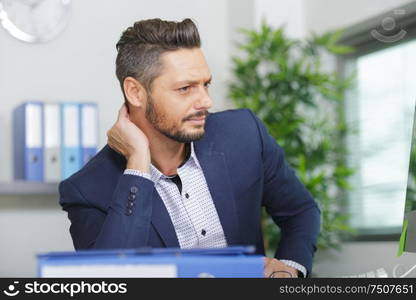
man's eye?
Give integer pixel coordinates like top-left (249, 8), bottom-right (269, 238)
top-left (204, 82), bottom-right (211, 88)
top-left (179, 86), bottom-right (190, 92)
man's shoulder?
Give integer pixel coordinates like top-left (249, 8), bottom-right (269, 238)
top-left (59, 145), bottom-right (124, 200)
top-left (201, 108), bottom-right (263, 149)
top-left (207, 108), bottom-right (254, 122)
top-left (205, 108), bottom-right (259, 133)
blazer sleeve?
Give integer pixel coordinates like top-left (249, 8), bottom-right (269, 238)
top-left (247, 110), bottom-right (321, 275)
top-left (59, 174), bottom-right (155, 250)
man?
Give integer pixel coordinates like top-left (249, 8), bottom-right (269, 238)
top-left (59, 18), bottom-right (320, 278)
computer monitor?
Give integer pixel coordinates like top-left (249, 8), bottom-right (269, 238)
top-left (401, 105), bottom-right (416, 254)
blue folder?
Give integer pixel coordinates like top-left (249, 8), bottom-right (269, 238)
top-left (79, 103), bottom-right (98, 166)
top-left (43, 103), bottom-right (62, 182)
top-left (13, 102), bottom-right (44, 181)
top-left (61, 103), bottom-right (82, 179)
top-left (37, 246), bottom-right (264, 278)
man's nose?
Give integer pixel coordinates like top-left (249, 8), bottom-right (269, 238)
top-left (194, 87), bottom-right (212, 110)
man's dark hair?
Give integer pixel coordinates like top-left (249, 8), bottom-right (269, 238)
top-left (115, 18), bottom-right (201, 102)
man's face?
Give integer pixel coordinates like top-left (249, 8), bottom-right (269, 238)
top-left (145, 48), bottom-right (213, 143)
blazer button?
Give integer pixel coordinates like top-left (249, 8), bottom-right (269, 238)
top-left (125, 208), bottom-right (133, 216)
top-left (128, 194), bottom-right (136, 201)
top-left (127, 201), bottom-right (134, 208)
top-left (130, 186), bottom-right (138, 194)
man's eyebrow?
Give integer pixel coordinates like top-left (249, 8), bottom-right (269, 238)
top-left (175, 76), bottom-right (212, 86)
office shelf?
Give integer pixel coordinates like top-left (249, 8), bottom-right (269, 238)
top-left (0, 181), bottom-right (59, 196)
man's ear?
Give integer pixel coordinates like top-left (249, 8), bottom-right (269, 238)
top-left (123, 76), bottom-right (147, 109)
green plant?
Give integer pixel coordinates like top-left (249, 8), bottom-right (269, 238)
top-left (228, 22), bottom-right (356, 252)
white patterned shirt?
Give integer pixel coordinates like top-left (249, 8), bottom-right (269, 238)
top-left (124, 142), bottom-right (306, 276)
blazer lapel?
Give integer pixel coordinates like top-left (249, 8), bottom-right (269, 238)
top-left (195, 141), bottom-right (242, 246)
top-left (150, 192), bottom-right (180, 248)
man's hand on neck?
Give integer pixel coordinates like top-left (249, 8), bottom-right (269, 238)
top-left (107, 104), bottom-right (151, 174)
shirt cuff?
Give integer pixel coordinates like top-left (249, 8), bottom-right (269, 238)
top-left (124, 169), bottom-right (152, 180)
top-left (280, 259), bottom-right (307, 278)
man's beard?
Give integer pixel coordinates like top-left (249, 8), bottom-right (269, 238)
top-left (145, 95), bottom-right (208, 143)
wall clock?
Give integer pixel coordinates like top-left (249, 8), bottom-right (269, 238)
top-left (0, 0), bottom-right (71, 43)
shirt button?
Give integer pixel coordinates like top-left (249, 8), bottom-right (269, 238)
top-left (185, 193), bottom-right (190, 199)
top-left (130, 186), bottom-right (138, 194)
top-left (201, 229), bottom-right (206, 236)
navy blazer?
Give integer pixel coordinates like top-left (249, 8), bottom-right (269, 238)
top-left (59, 109), bottom-right (320, 274)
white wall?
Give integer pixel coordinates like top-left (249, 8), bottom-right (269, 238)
top-left (303, 0), bottom-right (415, 35)
top-left (254, 0), bottom-right (306, 38)
top-left (0, 0), bottom-right (241, 277)
top-left (0, 196), bottom-right (71, 277)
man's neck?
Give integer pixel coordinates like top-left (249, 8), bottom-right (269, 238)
top-left (130, 111), bottom-right (189, 176)
top-left (148, 133), bottom-right (188, 176)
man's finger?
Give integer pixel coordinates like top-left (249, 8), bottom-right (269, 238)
top-left (264, 266), bottom-right (273, 278)
top-left (263, 258), bottom-right (274, 278)
top-left (264, 257), bottom-right (297, 278)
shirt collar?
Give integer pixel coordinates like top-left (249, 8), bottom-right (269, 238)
top-left (149, 142), bottom-right (202, 183)
top-left (189, 141), bottom-right (202, 170)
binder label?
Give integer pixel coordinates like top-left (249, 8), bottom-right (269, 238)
top-left (25, 104), bottom-right (42, 147)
